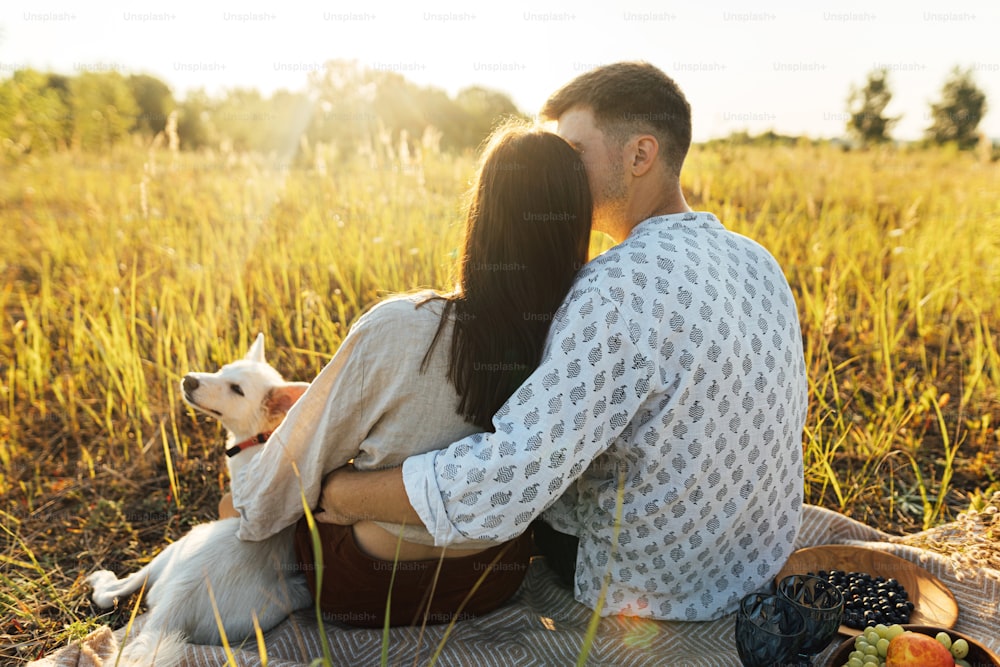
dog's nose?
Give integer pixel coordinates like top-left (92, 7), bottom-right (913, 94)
top-left (182, 375), bottom-right (199, 393)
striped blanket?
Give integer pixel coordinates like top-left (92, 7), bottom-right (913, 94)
top-left (34, 505), bottom-right (1000, 666)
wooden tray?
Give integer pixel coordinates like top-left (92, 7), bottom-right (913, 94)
top-left (775, 545), bottom-right (958, 636)
top-left (823, 625), bottom-right (1000, 667)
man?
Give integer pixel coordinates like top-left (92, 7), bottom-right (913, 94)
top-left (317, 62), bottom-right (808, 621)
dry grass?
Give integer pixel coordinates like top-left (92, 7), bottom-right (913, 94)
top-left (1, 142), bottom-right (998, 663)
top-left (894, 490), bottom-right (1000, 580)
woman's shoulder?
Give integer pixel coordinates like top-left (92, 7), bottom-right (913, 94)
top-left (356, 290), bottom-right (449, 328)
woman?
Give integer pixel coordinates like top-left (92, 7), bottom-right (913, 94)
top-left (226, 121), bottom-right (592, 628)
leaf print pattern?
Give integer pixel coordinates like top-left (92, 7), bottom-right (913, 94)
top-left (403, 212), bottom-right (807, 622)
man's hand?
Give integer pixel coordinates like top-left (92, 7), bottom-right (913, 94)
top-left (314, 466), bottom-right (362, 525)
top-left (315, 464), bottom-right (423, 527)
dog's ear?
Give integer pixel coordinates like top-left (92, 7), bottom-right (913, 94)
top-left (245, 333), bottom-right (266, 363)
top-left (265, 382), bottom-right (309, 418)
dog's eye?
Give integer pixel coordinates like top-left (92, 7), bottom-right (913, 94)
top-left (230, 383), bottom-right (245, 396)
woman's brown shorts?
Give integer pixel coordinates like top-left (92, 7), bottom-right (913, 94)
top-left (293, 519), bottom-right (533, 628)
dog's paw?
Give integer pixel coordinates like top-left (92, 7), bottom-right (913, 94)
top-left (87, 570), bottom-right (120, 608)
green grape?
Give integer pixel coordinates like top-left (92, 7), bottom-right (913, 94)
top-left (876, 637), bottom-right (890, 657)
top-left (885, 624), bottom-right (905, 640)
top-left (862, 655), bottom-right (881, 666)
top-left (935, 631), bottom-right (952, 650)
top-left (955, 659), bottom-right (972, 667)
top-left (846, 658), bottom-right (864, 667)
top-left (873, 623), bottom-right (888, 637)
top-left (951, 638), bottom-right (970, 659)
top-left (863, 644), bottom-right (879, 656)
top-left (849, 649), bottom-right (865, 662)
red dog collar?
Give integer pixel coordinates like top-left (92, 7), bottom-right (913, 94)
top-left (225, 431), bottom-right (272, 458)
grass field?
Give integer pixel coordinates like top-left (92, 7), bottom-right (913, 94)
top-left (1, 142), bottom-right (998, 662)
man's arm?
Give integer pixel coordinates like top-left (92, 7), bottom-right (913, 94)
top-left (316, 465), bottom-right (421, 526)
top-left (319, 286), bottom-right (655, 546)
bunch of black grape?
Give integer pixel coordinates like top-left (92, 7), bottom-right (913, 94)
top-left (810, 570), bottom-right (914, 629)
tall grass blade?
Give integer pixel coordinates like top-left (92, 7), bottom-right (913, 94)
top-left (576, 467), bottom-right (626, 667)
top-left (297, 468), bottom-right (334, 667)
top-left (114, 576), bottom-right (147, 667)
top-left (381, 528), bottom-right (406, 667)
top-left (206, 577), bottom-right (239, 665)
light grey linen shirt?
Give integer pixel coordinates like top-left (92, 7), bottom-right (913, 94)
top-left (402, 212), bottom-right (808, 621)
top-left (232, 293), bottom-right (487, 549)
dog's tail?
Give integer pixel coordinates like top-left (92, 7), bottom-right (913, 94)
top-left (118, 630), bottom-right (187, 667)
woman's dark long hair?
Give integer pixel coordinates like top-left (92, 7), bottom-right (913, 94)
top-left (424, 122), bottom-right (593, 431)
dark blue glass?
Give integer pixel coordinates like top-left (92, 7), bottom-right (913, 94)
top-left (734, 593), bottom-right (807, 667)
top-left (777, 574), bottom-right (845, 662)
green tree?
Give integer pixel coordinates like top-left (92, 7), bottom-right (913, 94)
top-left (43, 73), bottom-right (74, 146)
top-left (306, 60), bottom-right (524, 159)
top-left (371, 71), bottom-right (435, 145)
top-left (454, 86), bottom-right (523, 147)
top-left (265, 89), bottom-right (313, 159)
top-left (846, 69), bottom-right (899, 146)
top-left (176, 88), bottom-right (216, 150)
top-left (306, 60), bottom-right (378, 158)
top-left (213, 88), bottom-right (267, 152)
top-left (413, 86), bottom-right (467, 151)
top-left (70, 71), bottom-right (139, 151)
top-left (128, 74), bottom-right (174, 136)
top-left (0, 69), bottom-right (70, 156)
top-left (925, 66), bottom-right (988, 149)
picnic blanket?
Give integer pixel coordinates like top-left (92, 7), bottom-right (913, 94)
top-left (33, 505), bottom-right (1000, 666)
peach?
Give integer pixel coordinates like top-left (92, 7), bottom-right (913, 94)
top-left (886, 631), bottom-right (955, 667)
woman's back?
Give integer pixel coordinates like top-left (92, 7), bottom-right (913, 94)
top-left (233, 291), bottom-right (490, 554)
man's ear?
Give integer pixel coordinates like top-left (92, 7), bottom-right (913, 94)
top-left (630, 135), bottom-right (659, 177)
top-left (266, 382), bottom-right (309, 418)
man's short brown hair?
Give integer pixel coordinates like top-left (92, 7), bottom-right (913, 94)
top-left (541, 62), bottom-right (692, 177)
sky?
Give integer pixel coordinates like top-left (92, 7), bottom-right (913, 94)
top-left (2, 0), bottom-right (998, 142)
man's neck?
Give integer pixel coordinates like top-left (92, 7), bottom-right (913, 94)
top-left (610, 191), bottom-right (692, 244)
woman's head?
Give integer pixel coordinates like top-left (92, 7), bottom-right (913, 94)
top-left (434, 121), bottom-right (592, 430)
top-left (460, 122), bottom-right (592, 318)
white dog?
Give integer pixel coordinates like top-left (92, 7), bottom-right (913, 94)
top-left (87, 334), bottom-right (312, 665)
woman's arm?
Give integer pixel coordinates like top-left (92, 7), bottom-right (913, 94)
top-left (230, 314), bottom-right (387, 541)
top-left (218, 492), bottom-right (238, 519)
top-left (324, 288), bottom-right (648, 547)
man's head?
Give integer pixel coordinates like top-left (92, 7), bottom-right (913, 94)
top-left (541, 62), bottom-right (692, 239)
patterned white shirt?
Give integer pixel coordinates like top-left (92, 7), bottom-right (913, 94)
top-left (403, 211), bottom-right (808, 621)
